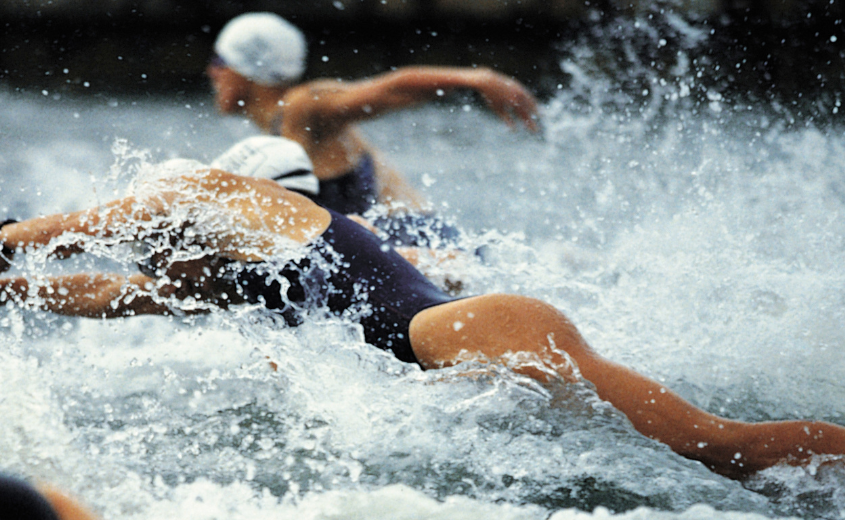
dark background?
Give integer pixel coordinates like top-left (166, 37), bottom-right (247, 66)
top-left (1, 0), bottom-right (843, 116)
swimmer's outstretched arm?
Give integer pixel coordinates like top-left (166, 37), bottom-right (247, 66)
top-left (290, 66), bottom-right (540, 133)
top-left (0, 195), bottom-right (164, 266)
top-left (0, 273), bottom-right (179, 317)
top-left (0, 170), bottom-right (331, 269)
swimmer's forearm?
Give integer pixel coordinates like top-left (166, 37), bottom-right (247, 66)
top-left (316, 67), bottom-right (508, 123)
top-left (371, 67), bottom-right (539, 131)
top-left (0, 273), bottom-right (173, 318)
top-left (364, 67), bottom-right (493, 111)
top-left (379, 66), bottom-right (497, 97)
top-left (0, 276), bottom-right (28, 304)
top-left (0, 197), bottom-right (160, 257)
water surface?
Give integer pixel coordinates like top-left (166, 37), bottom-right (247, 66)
top-left (1, 13), bottom-right (845, 519)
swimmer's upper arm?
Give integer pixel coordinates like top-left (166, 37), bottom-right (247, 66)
top-left (0, 195), bottom-right (165, 259)
top-left (294, 67), bottom-right (540, 133)
top-left (290, 69), bottom-right (465, 129)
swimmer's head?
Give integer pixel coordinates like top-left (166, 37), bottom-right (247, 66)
top-left (211, 136), bottom-right (319, 195)
top-left (213, 12), bottom-right (307, 86)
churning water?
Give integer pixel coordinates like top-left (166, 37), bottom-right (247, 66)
top-left (1, 11), bottom-right (845, 520)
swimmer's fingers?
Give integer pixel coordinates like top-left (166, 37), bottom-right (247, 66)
top-left (507, 85), bottom-right (541, 132)
top-left (512, 92), bottom-right (541, 133)
top-left (489, 100), bottom-right (539, 134)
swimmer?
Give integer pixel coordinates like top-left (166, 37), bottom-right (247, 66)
top-left (0, 473), bottom-right (99, 520)
top-left (207, 12), bottom-right (540, 215)
top-left (1, 161), bottom-right (844, 480)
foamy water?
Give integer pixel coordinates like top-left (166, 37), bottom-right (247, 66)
top-left (2, 13), bottom-right (845, 519)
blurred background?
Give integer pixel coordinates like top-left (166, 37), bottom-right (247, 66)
top-left (1, 0), bottom-right (843, 113)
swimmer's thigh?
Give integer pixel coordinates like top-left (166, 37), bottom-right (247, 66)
top-left (408, 294), bottom-right (588, 381)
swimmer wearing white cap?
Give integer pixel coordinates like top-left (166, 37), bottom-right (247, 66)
top-left (211, 135), bottom-right (319, 196)
top-left (208, 12), bottom-right (540, 216)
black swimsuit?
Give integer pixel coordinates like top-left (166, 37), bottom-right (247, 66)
top-left (309, 153), bottom-right (378, 216)
top-left (235, 209), bottom-right (455, 364)
top-left (0, 474), bottom-right (60, 520)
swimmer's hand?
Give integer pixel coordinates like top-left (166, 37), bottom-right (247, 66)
top-left (473, 68), bottom-right (540, 133)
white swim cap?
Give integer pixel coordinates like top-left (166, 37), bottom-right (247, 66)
top-left (213, 12), bottom-right (307, 85)
top-left (212, 136), bottom-right (319, 195)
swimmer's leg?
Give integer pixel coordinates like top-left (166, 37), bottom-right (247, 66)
top-left (409, 294), bottom-right (845, 479)
top-left (409, 294), bottom-right (584, 382)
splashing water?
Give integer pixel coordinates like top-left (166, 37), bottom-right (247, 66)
top-left (2, 9), bottom-right (845, 520)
